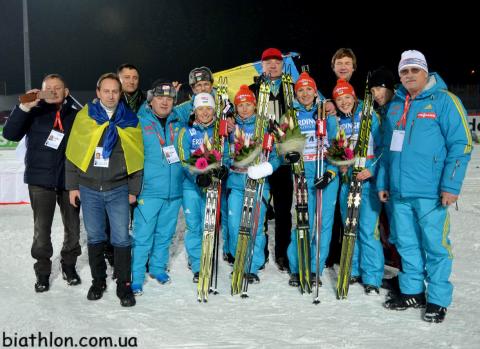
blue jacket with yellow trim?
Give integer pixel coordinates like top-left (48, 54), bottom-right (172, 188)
top-left (138, 105), bottom-right (184, 199)
top-left (294, 100), bottom-right (338, 180)
top-left (376, 72), bottom-right (472, 198)
top-left (330, 101), bottom-right (382, 191)
top-left (226, 113), bottom-right (281, 190)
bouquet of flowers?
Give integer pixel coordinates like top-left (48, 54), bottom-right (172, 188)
top-left (326, 129), bottom-right (355, 166)
top-left (184, 133), bottom-right (222, 174)
top-left (231, 125), bottom-right (262, 168)
top-left (273, 114), bottom-right (306, 155)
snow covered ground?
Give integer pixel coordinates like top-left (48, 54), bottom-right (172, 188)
top-left (1, 147), bottom-right (479, 348)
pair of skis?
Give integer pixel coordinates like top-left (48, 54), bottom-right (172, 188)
top-left (336, 75), bottom-right (374, 299)
top-left (231, 76), bottom-right (274, 297)
top-left (197, 77), bottom-right (230, 302)
top-left (282, 72), bottom-right (312, 294)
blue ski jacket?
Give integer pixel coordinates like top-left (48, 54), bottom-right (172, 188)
top-left (137, 105), bottom-right (184, 199)
top-left (377, 73), bottom-right (472, 198)
top-left (226, 114), bottom-right (281, 190)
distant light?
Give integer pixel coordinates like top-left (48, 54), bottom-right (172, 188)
top-left (471, 69), bottom-right (476, 75)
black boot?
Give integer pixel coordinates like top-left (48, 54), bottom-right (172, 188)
top-left (35, 274), bottom-right (50, 293)
top-left (87, 279), bottom-right (107, 300)
top-left (61, 260), bottom-right (81, 286)
top-left (87, 243), bottom-right (107, 300)
top-left (384, 292), bottom-right (426, 310)
top-left (114, 246), bottom-right (136, 307)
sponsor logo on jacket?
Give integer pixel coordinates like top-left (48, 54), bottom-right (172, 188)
top-left (416, 112), bottom-right (436, 119)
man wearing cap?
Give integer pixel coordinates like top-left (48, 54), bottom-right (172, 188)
top-left (174, 66), bottom-right (215, 123)
top-left (66, 73), bottom-right (144, 307)
top-left (249, 47), bottom-right (294, 272)
top-left (378, 50), bottom-right (472, 322)
top-left (130, 81), bottom-right (184, 295)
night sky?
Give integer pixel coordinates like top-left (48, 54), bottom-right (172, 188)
top-left (1, 0), bottom-right (478, 97)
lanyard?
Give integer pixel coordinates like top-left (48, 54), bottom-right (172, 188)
top-left (53, 110), bottom-right (64, 132)
top-left (396, 94), bottom-right (411, 129)
top-left (154, 121), bottom-right (174, 146)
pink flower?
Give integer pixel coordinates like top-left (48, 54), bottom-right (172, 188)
top-left (338, 137), bottom-right (345, 148)
top-left (195, 157), bottom-right (209, 170)
top-left (211, 149), bottom-right (221, 161)
top-left (280, 123), bottom-right (289, 132)
top-left (235, 142), bottom-right (243, 152)
top-left (344, 148), bottom-right (354, 160)
top-left (193, 147), bottom-right (203, 156)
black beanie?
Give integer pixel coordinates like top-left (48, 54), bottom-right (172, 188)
top-left (369, 67), bottom-right (395, 91)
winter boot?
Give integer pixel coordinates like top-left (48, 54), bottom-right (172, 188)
top-left (152, 272), bottom-right (170, 284)
top-left (349, 275), bottom-right (362, 284)
top-left (423, 303), bottom-right (447, 323)
top-left (34, 274), bottom-right (50, 293)
top-left (61, 261), bottom-right (81, 286)
top-left (114, 246), bottom-right (135, 307)
top-left (364, 284), bottom-right (380, 296)
top-left (193, 272), bottom-right (199, 283)
top-left (246, 273), bottom-right (260, 284)
top-left (289, 273), bottom-right (300, 287)
top-left (383, 292), bottom-right (426, 310)
top-left (223, 252), bottom-right (235, 266)
top-left (311, 273), bottom-right (322, 287)
top-left (87, 243), bottom-right (108, 300)
top-left (87, 279), bottom-right (107, 300)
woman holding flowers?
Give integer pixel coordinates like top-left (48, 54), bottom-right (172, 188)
top-left (227, 85), bottom-right (281, 283)
top-left (283, 72), bottom-right (339, 287)
top-left (331, 79), bottom-right (384, 295)
top-left (178, 93), bottom-right (230, 282)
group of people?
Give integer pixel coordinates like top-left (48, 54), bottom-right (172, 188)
top-left (4, 47), bottom-right (472, 323)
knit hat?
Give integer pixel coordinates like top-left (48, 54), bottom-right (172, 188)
top-left (234, 85), bottom-right (256, 106)
top-left (332, 79), bottom-right (355, 99)
top-left (189, 67), bottom-right (214, 86)
top-left (193, 92), bottom-right (215, 109)
top-left (294, 72), bottom-right (317, 92)
top-left (368, 67), bottom-right (395, 91)
top-left (261, 48), bottom-right (283, 61)
top-left (398, 50), bottom-right (428, 74)
top-left (147, 80), bottom-right (176, 102)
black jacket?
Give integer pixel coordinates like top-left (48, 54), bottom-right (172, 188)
top-left (3, 97), bottom-right (78, 189)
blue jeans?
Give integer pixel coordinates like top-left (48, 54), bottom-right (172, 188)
top-left (79, 185), bottom-right (131, 247)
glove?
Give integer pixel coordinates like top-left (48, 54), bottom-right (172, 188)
top-left (314, 170), bottom-right (336, 190)
top-left (196, 173), bottom-right (212, 188)
top-left (285, 151), bottom-right (301, 164)
top-left (248, 162), bottom-right (273, 180)
top-left (212, 165), bottom-right (228, 181)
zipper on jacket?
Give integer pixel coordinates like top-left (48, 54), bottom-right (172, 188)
top-left (451, 160), bottom-right (460, 180)
top-left (408, 119), bottom-right (415, 144)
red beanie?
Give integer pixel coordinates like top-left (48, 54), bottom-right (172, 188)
top-left (294, 72), bottom-right (317, 92)
top-left (234, 85), bottom-right (256, 106)
top-left (332, 79), bottom-right (356, 99)
top-left (261, 47), bottom-right (283, 61)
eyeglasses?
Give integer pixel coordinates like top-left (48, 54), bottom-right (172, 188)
top-left (400, 67), bottom-right (421, 76)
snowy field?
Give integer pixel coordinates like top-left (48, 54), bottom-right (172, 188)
top-left (1, 147), bottom-right (479, 349)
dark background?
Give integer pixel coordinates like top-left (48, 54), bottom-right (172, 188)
top-left (1, 0), bottom-right (478, 97)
